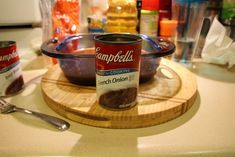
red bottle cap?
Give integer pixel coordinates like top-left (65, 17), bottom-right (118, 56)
top-left (142, 0), bottom-right (159, 11)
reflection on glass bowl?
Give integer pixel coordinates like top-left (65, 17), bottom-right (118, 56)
top-left (41, 34), bottom-right (175, 86)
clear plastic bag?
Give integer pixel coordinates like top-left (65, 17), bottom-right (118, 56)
top-left (39, 0), bottom-right (80, 41)
top-left (39, 0), bottom-right (80, 65)
top-left (39, 0), bottom-right (52, 42)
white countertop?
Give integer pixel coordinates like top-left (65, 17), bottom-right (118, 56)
top-left (0, 60), bottom-right (235, 157)
top-left (0, 28), bottom-right (235, 156)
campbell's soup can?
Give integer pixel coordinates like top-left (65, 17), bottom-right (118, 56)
top-left (95, 34), bottom-right (142, 109)
top-left (0, 41), bottom-right (24, 97)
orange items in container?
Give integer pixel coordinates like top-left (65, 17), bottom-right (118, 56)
top-left (51, 0), bottom-right (80, 64)
top-left (52, 0), bottom-right (80, 39)
top-left (159, 20), bottom-right (177, 37)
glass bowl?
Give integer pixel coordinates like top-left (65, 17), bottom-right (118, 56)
top-left (41, 33), bottom-right (175, 86)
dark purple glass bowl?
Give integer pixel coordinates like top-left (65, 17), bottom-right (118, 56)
top-left (41, 33), bottom-right (175, 86)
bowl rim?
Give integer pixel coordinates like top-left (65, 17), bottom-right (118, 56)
top-left (40, 33), bottom-right (175, 59)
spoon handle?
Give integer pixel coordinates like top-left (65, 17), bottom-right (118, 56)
top-left (14, 106), bottom-right (70, 131)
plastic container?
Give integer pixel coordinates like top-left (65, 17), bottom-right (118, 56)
top-left (39, 0), bottom-right (80, 66)
top-left (159, 20), bottom-right (177, 39)
top-left (171, 0), bottom-right (208, 63)
top-left (159, 20), bottom-right (177, 59)
top-left (140, 0), bottom-right (159, 37)
top-left (106, 0), bottom-right (137, 33)
top-left (87, 0), bottom-right (108, 33)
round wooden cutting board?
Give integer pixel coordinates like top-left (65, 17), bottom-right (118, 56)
top-left (41, 59), bottom-right (197, 128)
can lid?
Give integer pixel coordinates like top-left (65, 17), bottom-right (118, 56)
top-left (0, 41), bottom-right (16, 49)
top-left (142, 0), bottom-right (159, 11)
top-left (94, 34), bottom-right (142, 45)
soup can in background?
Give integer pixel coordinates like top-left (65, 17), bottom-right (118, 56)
top-left (95, 34), bottom-right (142, 110)
top-left (0, 41), bottom-right (24, 97)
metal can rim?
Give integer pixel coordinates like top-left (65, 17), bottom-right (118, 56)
top-left (0, 41), bottom-right (16, 49)
top-left (94, 33), bottom-right (142, 45)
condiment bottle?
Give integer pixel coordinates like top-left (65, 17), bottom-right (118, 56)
top-left (158, 0), bottom-right (172, 21)
top-left (140, 0), bottom-right (159, 37)
top-left (106, 0), bottom-right (137, 33)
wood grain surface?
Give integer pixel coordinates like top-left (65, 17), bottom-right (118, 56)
top-left (41, 58), bottom-right (197, 128)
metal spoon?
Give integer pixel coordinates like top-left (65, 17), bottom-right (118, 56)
top-left (0, 98), bottom-right (70, 131)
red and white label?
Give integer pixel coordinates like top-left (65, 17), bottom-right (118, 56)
top-left (0, 44), bottom-right (19, 71)
top-left (95, 39), bottom-right (141, 109)
top-left (0, 42), bottom-right (23, 96)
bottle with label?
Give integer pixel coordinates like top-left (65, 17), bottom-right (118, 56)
top-left (106, 0), bottom-right (137, 33)
top-left (158, 0), bottom-right (172, 21)
top-left (140, 0), bottom-right (159, 37)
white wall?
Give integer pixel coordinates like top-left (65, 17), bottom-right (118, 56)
top-left (0, 0), bottom-right (41, 26)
